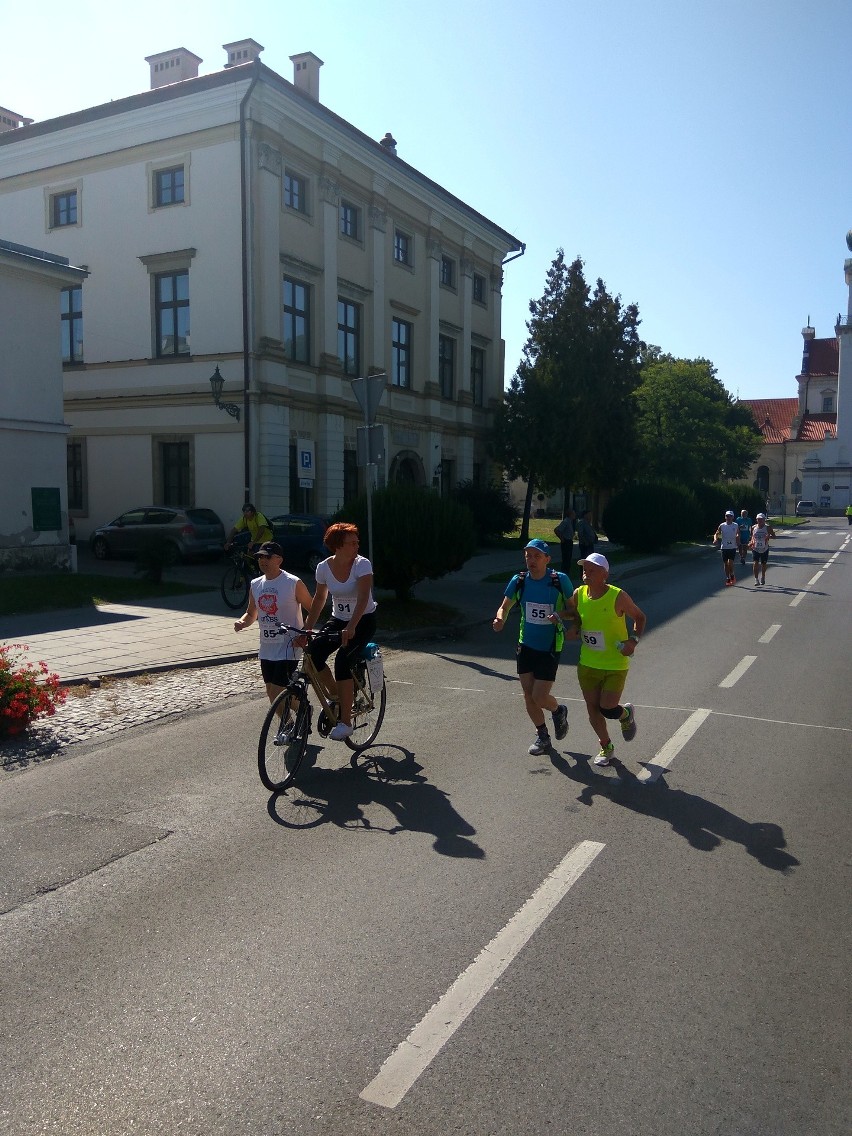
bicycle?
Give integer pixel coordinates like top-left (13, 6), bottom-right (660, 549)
top-left (220, 545), bottom-right (257, 609)
top-left (257, 625), bottom-right (387, 793)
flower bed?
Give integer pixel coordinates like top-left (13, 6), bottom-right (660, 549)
top-left (0, 643), bottom-right (67, 738)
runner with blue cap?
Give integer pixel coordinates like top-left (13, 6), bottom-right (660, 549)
top-left (492, 538), bottom-right (575, 755)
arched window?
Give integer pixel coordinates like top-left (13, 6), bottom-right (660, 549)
top-left (755, 466), bottom-right (769, 493)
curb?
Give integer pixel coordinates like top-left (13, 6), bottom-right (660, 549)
top-left (54, 545), bottom-right (715, 682)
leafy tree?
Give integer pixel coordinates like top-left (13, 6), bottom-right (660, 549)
top-left (634, 356), bottom-right (762, 483)
top-left (451, 480), bottom-right (517, 544)
top-left (490, 251), bottom-right (644, 534)
top-left (335, 485), bottom-right (475, 600)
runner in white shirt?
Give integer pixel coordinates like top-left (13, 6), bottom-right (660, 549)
top-left (749, 513), bottom-right (777, 586)
top-left (713, 510), bottom-right (741, 587)
top-left (298, 523), bottom-right (378, 741)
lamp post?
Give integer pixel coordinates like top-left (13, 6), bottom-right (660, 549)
top-left (209, 365), bottom-right (241, 421)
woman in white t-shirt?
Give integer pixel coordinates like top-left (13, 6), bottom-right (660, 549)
top-left (298, 522), bottom-right (377, 741)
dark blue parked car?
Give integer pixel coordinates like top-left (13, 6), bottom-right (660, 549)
top-left (269, 514), bottom-right (331, 572)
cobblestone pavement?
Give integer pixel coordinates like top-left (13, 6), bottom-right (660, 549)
top-left (1, 658), bottom-right (266, 771)
top-left (1, 647), bottom-right (405, 772)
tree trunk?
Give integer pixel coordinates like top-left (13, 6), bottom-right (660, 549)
top-left (520, 478), bottom-right (535, 543)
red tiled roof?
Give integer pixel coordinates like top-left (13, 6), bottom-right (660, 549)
top-left (800, 337), bottom-right (839, 377)
top-left (740, 398), bottom-right (798, 444)
top-left (797, 413), bottom-right (837, 443)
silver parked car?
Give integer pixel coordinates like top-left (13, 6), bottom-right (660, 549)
top-left (89, 506), bottom-right (226, 563)
top-left (795, 499), bottom-right (816, 516)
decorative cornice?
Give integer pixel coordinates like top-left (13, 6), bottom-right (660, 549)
top-left (427, 237), bottom-right (442, 261)
top-left (280, 252), bottom-right (323, 277)
top-left (257, 143), bottom-right (282, 175)
top-left (460, 256), bottom-right (474, 278)
top-left (338, 276), bottom-right (372, 300)
top-left (369, 204), bottom-right (387, 232)
top-left (319, 175), bottom-right (340, 206)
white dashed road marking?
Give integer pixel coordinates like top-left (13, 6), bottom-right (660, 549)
top-left (360, 839), bottom-right (606, 1109)
top-left (719, 655), bottom-right (757, 688)
top-left (636, 707), bottom-right (712, 785)
top-left (758, 624), bottom-right (782, 644)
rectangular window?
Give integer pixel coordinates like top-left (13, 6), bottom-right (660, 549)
top-left (340, 201), bottom-right (360, 240)
top-left (344, 448), bottom-right (359, 505)
top-left (391, 317), bottom-right (411, 388)
top-left (159, 442), bottom-right (190, 506)
top-left (822, 395), bottom-right (834, 412)
top-left (154, 166), bottom-right (184, 207)
top-left (440, 256), bottom-right (455, 288)
top-left (67, 440), bottom-right (85, 511)
top-left (393, 229), bottom-right (411, 265)
top-left (338, 298), bottom-right (361, 376)
top-left (61, 286), bottom-right (83, 363)
top-left (470, 346), bottom-right (485, 407)
top-left (439, 335), bottom-right (455, 399)
top-left (155, 270), bottom-right (190, 356)
top-left (51, 190), bottom-right (77, 228)
top-left (284, 172), bottom-right (306, 213)
top-left (473, 272), bottom-right (486, 304)
top-left (282, 277), bottom-right (310, 363)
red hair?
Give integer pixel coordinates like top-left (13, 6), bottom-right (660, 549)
top-left (324, 522), bottom-right (359, 551)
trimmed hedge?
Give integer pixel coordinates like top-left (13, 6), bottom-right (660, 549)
top-left (602, 483), bottom-right (702, 552)
top-left (451, 480), bottom-right (518, 543)
top-left (335, 484), bottom-right (476, 600)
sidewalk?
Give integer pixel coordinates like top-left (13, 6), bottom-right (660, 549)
top-left (0, 543), bottom-right (708, 685)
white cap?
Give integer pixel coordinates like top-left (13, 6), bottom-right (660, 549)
top-left (756, 512), bottom-right (766, 520)
top-left (725, 510), bottom-right (735, 517)
top-left (578, 552), bottom-right (610, 572)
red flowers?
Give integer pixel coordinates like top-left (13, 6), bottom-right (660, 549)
top-left (0, 643), bottom-right (67, 737)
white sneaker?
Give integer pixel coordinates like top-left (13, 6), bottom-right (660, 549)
top-left (528, 734), bottom-right (551, 756)
top-left (329, 722), bottom-right (354, 741)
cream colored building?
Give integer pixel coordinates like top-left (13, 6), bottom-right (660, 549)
top-left (0, 42), bottom-right (523, 541)
top-left (0, 239), bottom-right (86, 569)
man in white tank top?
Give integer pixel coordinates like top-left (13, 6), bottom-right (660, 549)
top-left (234, 541), bottom-right (313, 703)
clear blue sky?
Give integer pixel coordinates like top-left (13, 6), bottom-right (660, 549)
top-left (3, 0), bottom-right (848, 400)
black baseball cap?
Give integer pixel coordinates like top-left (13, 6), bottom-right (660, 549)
top-left (256, 541), bottom-right (283, 558)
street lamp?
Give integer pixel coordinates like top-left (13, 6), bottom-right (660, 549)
top-left (209, 365), bottom-right (240, 421)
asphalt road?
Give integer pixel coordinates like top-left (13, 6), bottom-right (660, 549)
top-left (1, 521), bottom-right (850, 1136)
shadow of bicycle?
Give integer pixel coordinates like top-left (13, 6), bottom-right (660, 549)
top-left (266, 744), bottom-right (485, 859)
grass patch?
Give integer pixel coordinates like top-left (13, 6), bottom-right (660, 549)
top-left (375, 596), bottom-right (461, 632)
top-left (0, 574), bottom-right (212, 617)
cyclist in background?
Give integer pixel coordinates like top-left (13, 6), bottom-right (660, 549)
top-left (225, 503), bottom-right (272, 553)
top-left (297, 522), bottom-right (377, 742)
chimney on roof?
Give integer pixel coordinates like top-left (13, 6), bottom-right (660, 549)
top-left (290, 52), bottom-right (323, 101)
top-left (223, 39), bottom-right (264, 68)
top-left (144, 48), bottom-right (202, 90)
top-left (0, 105), bottom-right (34, 133)
top-left (801, 321), bottom-right (815, 374)
top-left (379, 132), bottom-right (398, 156)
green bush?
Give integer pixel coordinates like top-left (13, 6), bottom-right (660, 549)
top-left (691, 483), bottom-right (735, 538)
top-left (451, 480), bottom-right (517, 544)
top-left (726, 483), bottom-right (768, 519)
top-left (602, 482), bottom-right (702, 552)
top-left (335, 485), bottom-right (476, 600)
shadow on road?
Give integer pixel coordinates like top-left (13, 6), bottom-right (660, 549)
top-left (266, 745), bottom-right (485, 859)
top-left (548, 751), bottom-right (800, 873)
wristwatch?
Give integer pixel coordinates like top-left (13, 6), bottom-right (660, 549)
top-left (628, 633), bottom-right (640, 643)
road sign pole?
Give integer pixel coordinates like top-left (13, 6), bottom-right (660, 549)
top-left (350, 374), bottom-right (386, 566)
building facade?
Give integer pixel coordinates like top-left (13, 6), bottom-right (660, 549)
top-left (0, 42), bottom-right (523, 541)
top-left (0, 240), bottom-right (86, 569)
top-left (739, 239), bottom-right (852, 516)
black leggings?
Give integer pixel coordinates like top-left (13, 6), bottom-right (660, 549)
top-left (307, 613), bottom-right (377, 681)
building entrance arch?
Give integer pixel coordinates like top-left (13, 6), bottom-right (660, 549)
top-left (389, 450), bottom-right (426, 486)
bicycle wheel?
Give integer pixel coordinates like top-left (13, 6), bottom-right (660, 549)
top-left (344, 661), bottom-right (387, 751)
top-left (258, 686), bottom-right (310, 792)
top-left (221, 562), bottom-right (250, 609)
